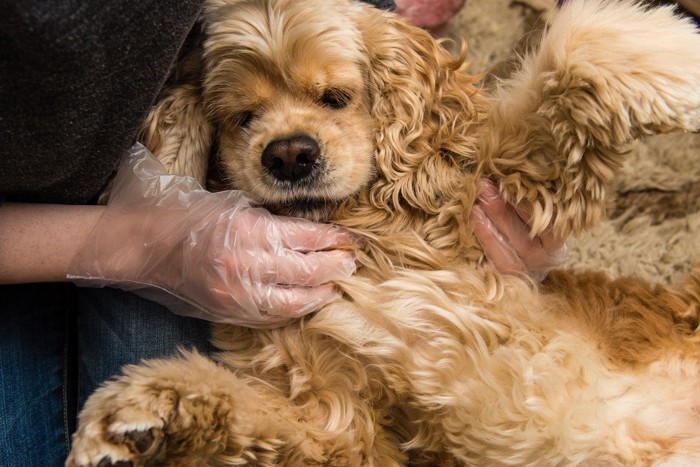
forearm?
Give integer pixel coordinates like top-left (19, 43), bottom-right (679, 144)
top-left (0, 202), bottom-right (105, 284)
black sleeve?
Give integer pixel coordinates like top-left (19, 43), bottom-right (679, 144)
top-left (359, 0), bottom-right (396, 11)
top-left (0, 0), bottom-right (203, 204)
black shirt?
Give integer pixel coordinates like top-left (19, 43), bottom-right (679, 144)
top-left (0, 0), bottom-right (394, 204)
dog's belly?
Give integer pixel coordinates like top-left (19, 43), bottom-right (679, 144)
top-left (325, 267), bottom-right (700, 463)
top-left (442, 322), bottom-right (700, 463)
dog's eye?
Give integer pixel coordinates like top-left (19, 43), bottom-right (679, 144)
top-left (238, 111), bottom-right (255, 128)
top-left (319, 89), bottom-right (351, 109)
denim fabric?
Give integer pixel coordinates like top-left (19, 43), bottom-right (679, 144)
top-left (0, 283), bottom-right (74, 467)
top-left (0, 284), bottom-right (214, 467)
top-left (75, 287), bottom-right (215, 409)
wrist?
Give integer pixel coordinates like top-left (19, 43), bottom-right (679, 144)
top-left (0, 202), bottom-right (105, 284)
top-left (67, 194), bottom-right (222, 295)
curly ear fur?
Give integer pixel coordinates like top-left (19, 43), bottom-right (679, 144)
top-left (334, 9), bottom-right (488, 267)
top-left (136, 33), bottom-right (214, 185)
top-left (480, 0), bottom-right (700, 238)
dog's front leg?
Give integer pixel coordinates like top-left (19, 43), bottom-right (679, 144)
top-left (66, 351), bottom-right (324, 467)
top-left (480, 0), bottom-right (700, 239)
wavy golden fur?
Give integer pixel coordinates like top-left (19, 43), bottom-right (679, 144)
top-left (68, 0), bottom-right (700, 465)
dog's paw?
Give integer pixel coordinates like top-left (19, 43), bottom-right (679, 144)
top-left (66, 393), bottom-right (173, 467)
top-left (67, 415), bottom-right (165, 467)
top-left (67, 352), bottom-right (300, 466)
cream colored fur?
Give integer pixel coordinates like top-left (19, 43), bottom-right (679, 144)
top-left (68, 0), bottom-right (700, 465)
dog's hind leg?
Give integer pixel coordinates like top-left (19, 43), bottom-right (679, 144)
top-left (66, 351), bottom-right (326, 467)
top-left (479, 0), bottom-right (700, 239)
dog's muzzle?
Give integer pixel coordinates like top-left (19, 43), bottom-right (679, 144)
top-left (261, 134), bottom-right (320, 183)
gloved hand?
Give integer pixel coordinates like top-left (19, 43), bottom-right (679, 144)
top-left (68, 144), bottom-right (358, 327)
top-left (470, 179), bottom-right (568, 281)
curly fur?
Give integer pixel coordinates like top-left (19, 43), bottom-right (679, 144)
top-left (69, 0), bottom-right (700, 465)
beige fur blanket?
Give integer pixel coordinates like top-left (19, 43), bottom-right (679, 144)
top-left (449, 0), bottom-right (700, 285)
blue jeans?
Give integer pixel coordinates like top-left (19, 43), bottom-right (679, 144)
top-left (0, 283), bottom-right (215, 467)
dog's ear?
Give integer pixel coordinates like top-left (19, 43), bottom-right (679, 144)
top-left (480, 0), bottom-right (700, 238)
top-left (354, 9), bottom-right (487, 217)
top-left (136, 27), bottom-right (214, 185)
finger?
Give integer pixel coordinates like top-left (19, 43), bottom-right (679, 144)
top-left (272, 215), bottom-right (359, 252)
top-left (501, 198), bottom-right (568, 273)
top-left (115, 144), bottom-right (204, 199)
top-left (265, 284), bottom-right (342, 318)
top-left (205, 282), bottom-right (338, 326)
top-left (243, 249), bottom-right (357, 286)
top-left (478, 180), bottom-right (566, 264)
top-left (278, 249), bottom-right (357, 285)
top-left (470, 205), bottom-right (527, 274)
top-left (476, 180), bottom-right (542, 255)
top-left (535, 227), bottom-right (567, 253)
top-left (231, 208), bottom-right (359, 253)
top-left (511, 201), bottom-right (566, 252)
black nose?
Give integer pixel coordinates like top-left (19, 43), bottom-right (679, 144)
top-left (261, 135), bottom-right (320, 182)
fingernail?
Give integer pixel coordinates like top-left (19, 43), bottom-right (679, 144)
top-left (470, 204), bottom-right (486, 222)
top-left (331, 226), bottom-right (359, 244)
top-left (342, 253), bottom-right (358, 275)
top-left (478, 179), bottom-right (500, 202)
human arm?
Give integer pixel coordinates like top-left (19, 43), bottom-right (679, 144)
top-left (0, 202), bottom-right (104, 284)
top-left (1, 145), bottom-right (357, 327)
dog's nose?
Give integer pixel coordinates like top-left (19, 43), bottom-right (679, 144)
top-left (261, 135), bottom-right (320, 182)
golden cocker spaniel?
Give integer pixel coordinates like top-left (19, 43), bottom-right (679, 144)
top-left (68, 0), bottom-right (700, 465)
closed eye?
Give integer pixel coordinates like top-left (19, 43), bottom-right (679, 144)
top-left (238, 111), bottom-right (255, 128)
top-left (319, 89), bottom-right (352, 109)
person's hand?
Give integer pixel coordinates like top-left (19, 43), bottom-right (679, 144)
top-left (470, 179), bottom-right (568, 281)
top-left (68, 144), bottom-right (358, 327)
top-left (394, 0), bottom-right (465, 37)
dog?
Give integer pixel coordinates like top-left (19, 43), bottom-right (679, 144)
top-left (67, 0), bottom-right (700, 465)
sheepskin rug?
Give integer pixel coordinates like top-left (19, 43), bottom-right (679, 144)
top-left (448, 0), bottom-right (700, 285)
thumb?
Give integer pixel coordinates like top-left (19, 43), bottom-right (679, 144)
top-left (108, 144), bottom-right (204, 203)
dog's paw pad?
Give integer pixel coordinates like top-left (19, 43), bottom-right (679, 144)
top-left (130, 428), bottom-right (161, 454)
top-left (69, 412), bottom-right (167, 466)
top-left (110, 427), bottom-right (164, 457)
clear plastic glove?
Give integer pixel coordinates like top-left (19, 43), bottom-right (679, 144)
top-left (470, 179), bottom-right (568, 281)
top-left (68, 144), bottom-right (358, 327)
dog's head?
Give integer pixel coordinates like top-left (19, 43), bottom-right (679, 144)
top-left (140, 0), bottom-right (700, 271)
top-left (201, 0), bottom-right (378, 222)
top-left (140, 0), bottom-right (486, 260)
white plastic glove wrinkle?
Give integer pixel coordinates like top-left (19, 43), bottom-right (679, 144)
top-left (68, 144), bottom-right (357, 328)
